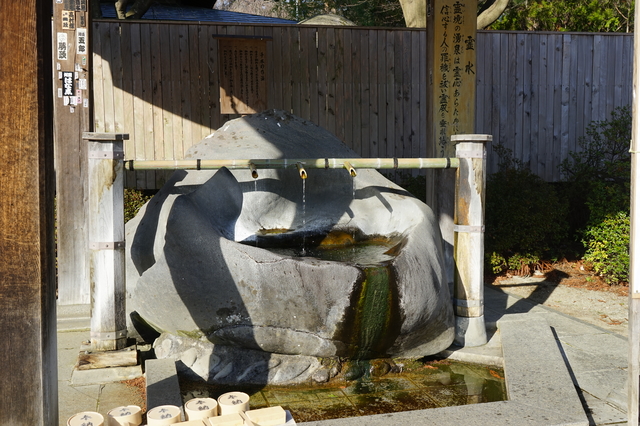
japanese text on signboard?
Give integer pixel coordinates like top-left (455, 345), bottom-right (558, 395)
top-left (434, 0), bottom-right (476, 156)
top-left (218, 39), bottom-right (268, 115)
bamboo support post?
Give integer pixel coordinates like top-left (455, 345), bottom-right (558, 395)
top-left (85, 132), bottom-right (129, 351)
top-left (452, 134), bottom-right (491, 347)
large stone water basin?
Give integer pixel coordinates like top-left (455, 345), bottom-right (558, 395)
top-left (125, 110), bottom-right (454, 383)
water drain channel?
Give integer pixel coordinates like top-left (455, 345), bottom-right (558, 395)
top-left (179, 358), bottom-right (506, 423)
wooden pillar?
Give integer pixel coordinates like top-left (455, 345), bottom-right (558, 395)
top-left (0, 0), bottom-right (57, 424)
top-left (453, 135), bottom-right (490, 347)
top-left (53, 0), bottom-right (93, 305)
top-left (628, 1), bottom-right (640, 422)
top-left (85, 132), bottom-right (129, 351)
top-left (427, 0), bottom-right (478, 284)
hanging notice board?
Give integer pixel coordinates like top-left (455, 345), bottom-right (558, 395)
top-left (218, 38), bottom-right (268, 115)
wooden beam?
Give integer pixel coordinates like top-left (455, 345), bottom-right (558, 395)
top-left (77, 345), bottom-right (138, 370)
top-left (83, 132), bottom-right (129, 141)
top-left (0, 0), bottom-right (57, 424)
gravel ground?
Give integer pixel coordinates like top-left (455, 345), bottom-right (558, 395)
top-left (488, 261), bottom-right (629, 337)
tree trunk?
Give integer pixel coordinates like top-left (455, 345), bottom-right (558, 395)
top-left (398, 0), bottom-right (427, 27)
top-left (115, 0), bottom-right (154, 19)
top-left (477, 0), bottom-right (510, 29)
top-left (399, 0), bottom-right (510, 29)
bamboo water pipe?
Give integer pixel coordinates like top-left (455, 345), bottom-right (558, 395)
top-left (123, 157), bottom-right (459, 173)
top-left (248, 162), bottom-right (258, 179)
top-left (343, 160), bottom-right (357, 177)
top-left (296, 162), bottom-right (308, 179)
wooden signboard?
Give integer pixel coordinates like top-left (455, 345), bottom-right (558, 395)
top-left (431, 0), bottom-right (477, 157)
top-left (428, 0), bottom-right (478, 284)
top-left (218, 38), bottom-right (268, 114)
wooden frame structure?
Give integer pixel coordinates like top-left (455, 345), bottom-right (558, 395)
top-left (89, 135), bottom-right (490, 356)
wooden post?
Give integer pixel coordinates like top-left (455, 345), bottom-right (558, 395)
top-left (85, 132), bottom-right (129, 351)
top-left (53, 0), bottom-right (93, 306)
top-left (427, 0), bottom-right (478, 285)
top-left (628, 1), bottom-right (640, 422)
top-left (453, 134), bottom-right (490, 347)
top-left (0, 0), bottom-right (57, 424)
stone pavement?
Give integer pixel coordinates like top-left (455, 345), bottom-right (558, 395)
top-left (481, 286), bottom-right (628, 426)
top-left (57, 305), bottom-right (145, 425)
top-left (57, 284), bottom-right (629, 425)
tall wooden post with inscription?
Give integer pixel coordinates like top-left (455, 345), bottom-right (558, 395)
top-left (0, 1), bottom-right (57, 424)
top-left (427, 0), bottom-right (482, 346)
top-left (53, 0), bottom-right (93, 306)
top-left (427, 0), bottom-right (477, 282)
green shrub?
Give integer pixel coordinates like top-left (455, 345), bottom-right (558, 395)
top-left (124, 189), bottom-right (154, 223)
top-left (583, 212), bottom-right (630, 284)
top-left (486, 144), bottom-right (568, 274)
top-left (560, 105), bottom-right (631, 227)
top-left (560, 106), bottom-right (631, 184)
top-left (585, 180), bottom-right (630, 227)
top-left (559, 106), bottom-right (631, 283)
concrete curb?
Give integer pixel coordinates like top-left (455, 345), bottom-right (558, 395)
top-left (146, 358), bottom-right (185, 421)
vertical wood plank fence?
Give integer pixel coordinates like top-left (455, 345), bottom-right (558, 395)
top-left (476, 31), bottom-right (634, 181)
top-left (91, 21), bottom-right (633, 187)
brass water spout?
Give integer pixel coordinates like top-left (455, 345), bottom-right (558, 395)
top-left (249, 162), bottom-right (258, 179)
top-left (343, 161), bottom-right (357, 177)
top-left (296, 162), bottom-right (307, 179)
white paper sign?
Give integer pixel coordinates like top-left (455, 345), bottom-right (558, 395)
top-left (57, 32), bottom-right (68, 61)
top-left (77, 28), bottom-right (87, 55)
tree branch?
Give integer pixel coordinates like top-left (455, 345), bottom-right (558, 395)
top-left (476, 0), bottom-right (510, 29)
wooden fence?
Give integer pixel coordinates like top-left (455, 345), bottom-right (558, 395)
top-left (476, 31), bottom-right (633, 181)
top-left (91, 21), bottom-right (633, 187)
